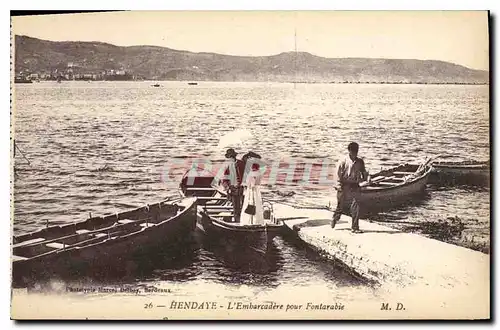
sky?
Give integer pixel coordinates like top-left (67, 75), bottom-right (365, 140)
top-left (11, 10), bottom-right (489, 70)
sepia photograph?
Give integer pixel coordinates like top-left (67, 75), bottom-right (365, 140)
top-left (9, 10), bottom-right (490, 320)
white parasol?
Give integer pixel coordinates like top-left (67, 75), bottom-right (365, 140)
top-left (214, 128), bottom-right (257, 157)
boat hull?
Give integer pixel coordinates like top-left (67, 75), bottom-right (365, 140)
top-left (360, 169), bottom-right (430, 206)
top-left (12, 198), bottom-right (197, 286)
top-left (429, 161), bottom-right (490, 186)
top-left (196, 211), bottom-right (282, 253)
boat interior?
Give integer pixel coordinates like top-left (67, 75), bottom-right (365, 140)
top-left (12, 200), bottom-right (187, 261)
top-left (186, 186), bottom-right (233, 221)
top-left (362, 164), bottom-right (428, 190)
top-left (184, 185), bottom-right (278, 226)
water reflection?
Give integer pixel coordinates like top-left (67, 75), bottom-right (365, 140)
top-left (278, 234), bottom-right (369, 288)
top-left (196, 231), bottom-right (283, 287)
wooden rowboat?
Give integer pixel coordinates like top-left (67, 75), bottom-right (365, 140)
top-left (12, 197), bottom-right (197, 286)
top-left (429, 160), bottom-right (490, 186)
top-left (179, 170), bottom-right (284, 253)
top-left (355, 162), bottom-right (433, 213)
top-left (196, 197), bottom-right (284, 253)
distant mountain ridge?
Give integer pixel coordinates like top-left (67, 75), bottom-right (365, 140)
top-left (14, 35), bottom-right (489, 84)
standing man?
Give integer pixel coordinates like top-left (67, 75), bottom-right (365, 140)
top-left (331, 142), bottom-right (370, 233)
top-left (221, 148), bottom-right (261, 222)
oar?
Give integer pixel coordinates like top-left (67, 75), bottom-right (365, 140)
top-left (427, 154), bottom-right (443, 165)
top-left (416, 154), bottom-right (441, 173)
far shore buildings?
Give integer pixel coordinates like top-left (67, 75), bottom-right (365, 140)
top-left (16, 62), bottom-right (136, 81)
top-left (15, 62), bottom-right (487, 85)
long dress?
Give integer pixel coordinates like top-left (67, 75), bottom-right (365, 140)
top-left (240, 169), bottom-right (264, 225)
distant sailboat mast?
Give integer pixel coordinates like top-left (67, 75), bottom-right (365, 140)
top-left (294, 26), bottom-right (297, 88)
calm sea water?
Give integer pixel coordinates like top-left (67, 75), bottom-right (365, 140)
top-left (12, 81), bottom-right (490, 296)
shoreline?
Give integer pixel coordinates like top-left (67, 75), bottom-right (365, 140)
top-left (14, 80), bottom-right (489, 86)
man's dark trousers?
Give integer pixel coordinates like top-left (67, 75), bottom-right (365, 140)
top-left (332, 183), bottom-right (361, 230)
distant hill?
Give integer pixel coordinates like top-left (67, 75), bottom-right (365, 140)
top-left (13, 35), bottom-right (489, 84)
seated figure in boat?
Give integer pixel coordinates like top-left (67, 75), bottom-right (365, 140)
top-left (220, 148), bottom-right (261, 222)
top-left (240, 162), bottom-right (265, 225)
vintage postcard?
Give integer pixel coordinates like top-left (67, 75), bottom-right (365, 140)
top-left (10, 10), bottom-right (490, 320)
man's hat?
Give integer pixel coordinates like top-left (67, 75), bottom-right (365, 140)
top-left (225, 148), bottom-right (237, 158)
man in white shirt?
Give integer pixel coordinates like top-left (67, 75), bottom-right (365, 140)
top-left (331, 142), bottom-right (370, 233)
